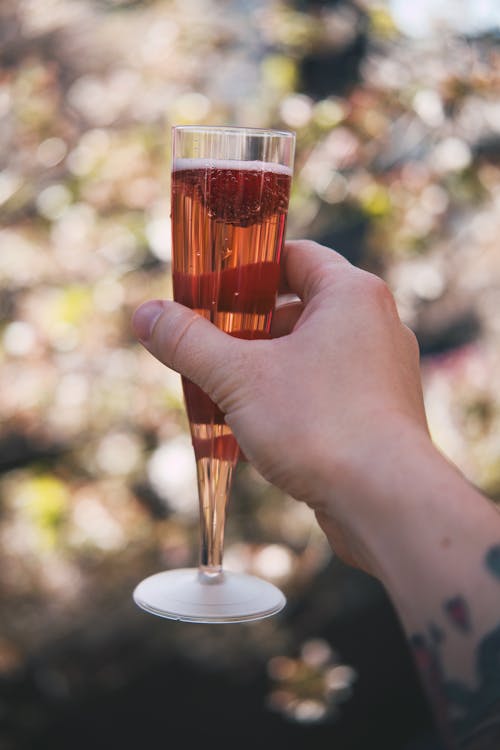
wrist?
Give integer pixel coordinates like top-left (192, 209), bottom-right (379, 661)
top-left (327, 418), bottom-right (498, 598)
top-left (316, 417), bottom-right (455, 576)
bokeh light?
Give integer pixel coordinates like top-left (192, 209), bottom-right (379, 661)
top-left (1, 0), bottom-right (499, 747)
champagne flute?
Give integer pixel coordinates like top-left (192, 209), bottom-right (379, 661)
top-left (133, 126), bottom-right (295, 623)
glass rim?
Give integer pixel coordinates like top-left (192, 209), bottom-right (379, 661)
top-left (172, 125), bottom-right (295, 139)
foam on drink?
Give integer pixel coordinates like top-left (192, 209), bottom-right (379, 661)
top-left (173, 158), bottom-right (293, 176)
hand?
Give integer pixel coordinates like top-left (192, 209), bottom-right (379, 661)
top-left (132, 240), bottom-right (428, 571)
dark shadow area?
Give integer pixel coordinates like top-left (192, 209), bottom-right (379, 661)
top-left (1, 559), bottom-right (441, 750)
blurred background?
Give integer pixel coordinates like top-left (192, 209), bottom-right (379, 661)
top-left (1, 0), bottom-right (499, 748)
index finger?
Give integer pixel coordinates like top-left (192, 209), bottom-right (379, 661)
top-left (279, 240), bottom-right (350, 300)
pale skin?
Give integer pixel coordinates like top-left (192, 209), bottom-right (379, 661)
top-left (133, 240), bottom-right (500, 749)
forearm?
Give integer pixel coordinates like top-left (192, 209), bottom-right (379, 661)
top-left (331, 425), bottom-right (500, 749)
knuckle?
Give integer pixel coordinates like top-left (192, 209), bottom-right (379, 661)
top-left (151, 307), bottom-right (200, 370)
top-left (308, 239), bottom-right (333, 253)
top-left (357, 271), bottom-right (395, 307)
top-left (403, 324), bottom-right (421, 357)
top-left (286, 239), bottom-right (347, 263)
top-left (365, 272), bottom-right (390, 296)
top-left (170, 315), bottom-right (201, 371)
top-left (304, 252), bottom-right (346, 297)
top-left (287, 238), bottom-right (319, 251)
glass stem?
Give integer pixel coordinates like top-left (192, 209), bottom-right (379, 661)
top-left (197, 457), bottom-right (234, 583)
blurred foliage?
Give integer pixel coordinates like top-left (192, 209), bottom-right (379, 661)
top-left (0, 0), bottom-right (500, 744)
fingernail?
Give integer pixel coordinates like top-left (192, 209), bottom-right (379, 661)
top-left (132, 301), bottom-right (165, 343)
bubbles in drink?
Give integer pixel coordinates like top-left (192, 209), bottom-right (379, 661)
top-left (171, 157), bottom-right (292, 459)
top-left (173, 159), bottom-right (292, 227)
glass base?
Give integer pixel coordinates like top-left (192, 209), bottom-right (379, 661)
top-left (133, 568), bottom-right (286, 624)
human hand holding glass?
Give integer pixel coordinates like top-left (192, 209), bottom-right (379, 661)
top-left (133, 126), bottom-right (295, 623)
top-left (133, 231), bottom-right (500, 750)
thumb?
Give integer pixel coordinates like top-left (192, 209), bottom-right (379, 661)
top-left (132, 300), bottom-right (240, 398)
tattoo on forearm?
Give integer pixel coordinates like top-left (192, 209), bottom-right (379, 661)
top-left (410, 544), bottom-right (500, 750)
top-left (444, 596), bottom-right (472, 634)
